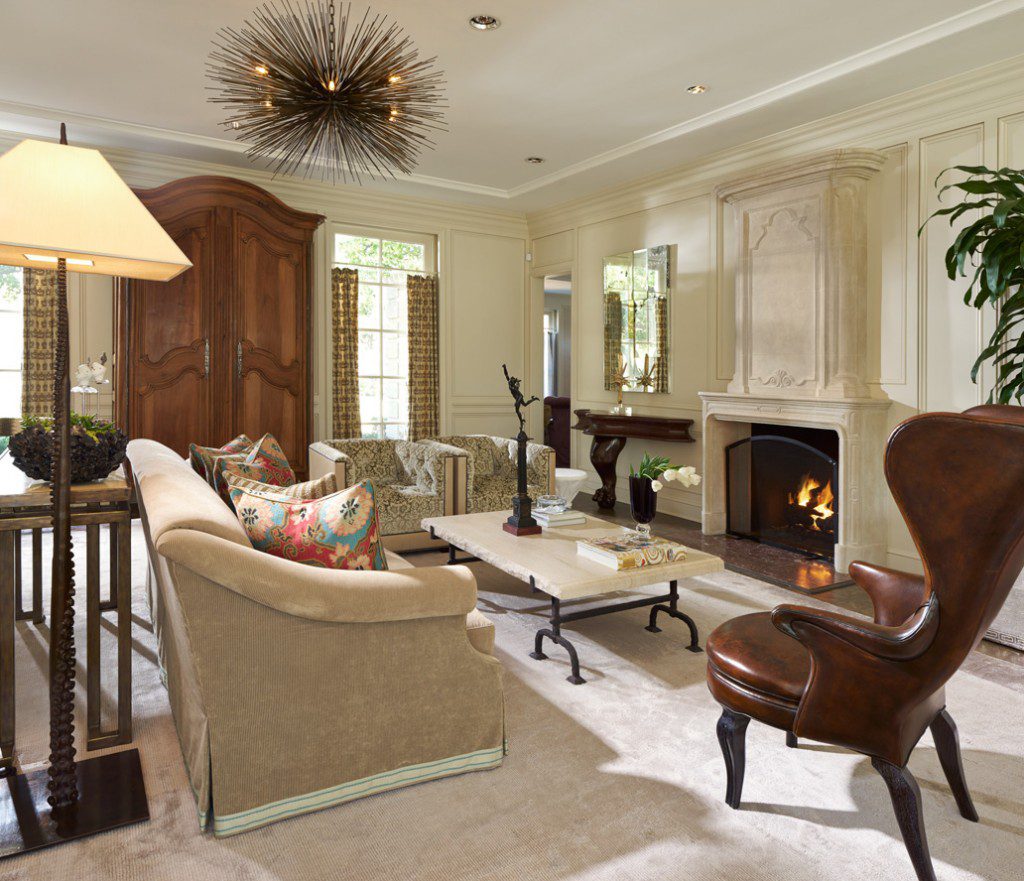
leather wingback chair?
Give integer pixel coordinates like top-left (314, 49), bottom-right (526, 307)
top-left (705, 405), bottom-right (1024, 881)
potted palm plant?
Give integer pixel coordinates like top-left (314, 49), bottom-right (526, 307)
top-left (921, 165), bottom-right (1024, 402)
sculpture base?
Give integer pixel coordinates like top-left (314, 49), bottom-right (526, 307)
top-left (0, 749), bottom-right (149, 859)
top-left (503, 521), bottom-right (542, 537)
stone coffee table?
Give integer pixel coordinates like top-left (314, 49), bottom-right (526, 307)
top-left (422, 510), bottom-right (725, 684)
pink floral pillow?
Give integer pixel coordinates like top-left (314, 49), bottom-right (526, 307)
top-left (232, 479), bottom-right (388, 571)
top-left (189, 434), bottom-right (254, 483)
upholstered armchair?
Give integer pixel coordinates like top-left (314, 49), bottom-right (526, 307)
top-left (432, 434), bottom-right (556, 513)
top-left (309, 439), bottom-right (468, 551)
top-left (705, 405), bottom-right (1024, 881)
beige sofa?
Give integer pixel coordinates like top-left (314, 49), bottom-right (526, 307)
top-left (129, 439), bottom-right (505, 837)
top-left (309, 435), bottom-right (556, 550)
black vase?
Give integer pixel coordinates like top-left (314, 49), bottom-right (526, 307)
top-left (628, 475), bottom-right (658, 537)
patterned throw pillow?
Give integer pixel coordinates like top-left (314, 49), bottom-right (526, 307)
top-left (189, 434), bottom-right (254, 483)
top-left (226, 472), bottom-right (337, 504)
top-left (209, 433), bottom-right (297, 503)
top-left (246, 433), bottom-right (296, 486)
top-left (232, 480), bottom-right (388, 571)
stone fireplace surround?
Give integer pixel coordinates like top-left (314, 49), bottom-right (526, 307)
top-left (700, 149), bottom-right (891, 573)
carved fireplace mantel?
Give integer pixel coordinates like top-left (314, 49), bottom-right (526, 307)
top-left (701, 148), bottom-right (892, 573)
top-left (573, 409), bottom-right (694, 509)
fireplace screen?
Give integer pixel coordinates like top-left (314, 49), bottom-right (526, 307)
top-left (726, 430), bottom-right (838, 559)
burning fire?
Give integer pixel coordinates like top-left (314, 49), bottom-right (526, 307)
top-left (790, 473), bottom-right (835, 531)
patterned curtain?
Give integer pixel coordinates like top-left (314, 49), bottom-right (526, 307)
top-left (407, 274), bottom-right (440, 440)
top-left (21, 268), bottom-right (58, 418)
top-left (332, 267), bottom-right (361, 438)
top-left (655, 294), bottom-right (669, 393)
top-left (603, 291), bottom-right (622, 390)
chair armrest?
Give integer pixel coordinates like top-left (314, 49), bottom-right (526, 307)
top-left (157, 529), bottom-right (477, 623)
top-left (772, 599), bottom-right (937, 662)
top-left (525, 442), bottom-right (556, 494)
top-left (848, 561), bottom-right (928, 626)
top-left (309, 441), bottom-right (352, 487)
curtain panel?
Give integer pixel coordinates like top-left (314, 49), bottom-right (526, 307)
top-left (332, 267), bottom-right (361, 438)
top-left (21, 267), bottom-right (58, 419)
top-left (406, 274), bottom-right (440, 440)
top-left (603, 291), bottom-right (622, 390)
top-left (655, 295), bottom-right (669, 394)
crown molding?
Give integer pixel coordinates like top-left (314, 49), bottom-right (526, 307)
top-left (508, 0), bottom-right (1024, 200)
top-left (526, 51), bottom-right (1024, 236)
top-left (0, 97), bottom-right (509, 201)
top-left (0, 128), bottom-right (529, 239)
top-left (2, 1), bottom-right (1023, 209)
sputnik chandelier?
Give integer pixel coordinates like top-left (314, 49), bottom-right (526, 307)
top-left (208, 0), bottom-right (446, 182)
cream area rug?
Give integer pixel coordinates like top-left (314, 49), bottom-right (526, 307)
top-left (5, 524), bottom-right (1023, 881)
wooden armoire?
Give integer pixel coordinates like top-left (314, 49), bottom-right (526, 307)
top-left (114, 176), bottom-right (324, 477)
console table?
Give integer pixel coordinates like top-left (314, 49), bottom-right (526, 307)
top-left (0, 458), bottom-right (133, 774)
top-left (572, 409), bottom-right (695, 509)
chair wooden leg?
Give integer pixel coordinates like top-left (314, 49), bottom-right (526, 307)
top-left (786, 731), bottom-right (798, 748)
top-left (872, 758), bottom-right (937, 881)
top-left (716, 709), bottom-right (750, 809)
top-left (929, 708), bottom-right (979, 822)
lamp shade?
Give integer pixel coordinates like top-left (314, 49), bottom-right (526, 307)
top-left (0, 138), bottom-right (191, 281)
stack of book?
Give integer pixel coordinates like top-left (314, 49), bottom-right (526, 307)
top-left (533, 508), bottom-right (587, 528)
top-left (576, 534), bottom-right (686, 570)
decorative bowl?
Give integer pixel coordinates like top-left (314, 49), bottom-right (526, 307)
top-left (9, 420), bottom-right (128, 483)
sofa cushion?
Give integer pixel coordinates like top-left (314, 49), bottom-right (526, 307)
top-left (188, 434), bottom-right (254, 482)
top-left (227, 472), bottom-right (337, 501)
top-left (375, 483), bottom-right (444, 535)
top-left (232, 479), bottom-right (388, 571)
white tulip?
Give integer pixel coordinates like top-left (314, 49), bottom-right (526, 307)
top-left (651, 480), bottom-right (663, 492)
top-left (662, 468), bottom-right (679, 482)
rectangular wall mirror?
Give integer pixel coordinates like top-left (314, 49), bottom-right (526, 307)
top-left (603, 245), bottom-right (670, 394)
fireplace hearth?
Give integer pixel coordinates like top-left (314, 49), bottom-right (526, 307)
top-left (726, 425), bottom-right (839, 560)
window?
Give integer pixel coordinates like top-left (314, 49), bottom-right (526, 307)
top-left (0, 266), bottom-right (24, 419)
top-left (333, 229), bottom-right (436, 440)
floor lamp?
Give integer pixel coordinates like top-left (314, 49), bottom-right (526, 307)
top-left (0, 126), bottom-right (191, 856)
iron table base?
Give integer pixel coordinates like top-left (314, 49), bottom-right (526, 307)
top-left (530, 579), bottom-right (701, 685)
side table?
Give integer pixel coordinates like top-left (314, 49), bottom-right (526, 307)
top-left (0, 457), bottom-right (133, 774)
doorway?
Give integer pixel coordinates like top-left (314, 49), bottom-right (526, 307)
top-left (542, 273), bottom-right (571, 467)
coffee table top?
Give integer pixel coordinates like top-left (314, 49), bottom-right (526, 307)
top-left (422, 510), bottom-right (724, 600)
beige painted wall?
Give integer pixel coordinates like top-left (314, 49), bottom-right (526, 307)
top-left (527, 60), bottom-right (1024, 572)
top-left (0, 132), bottom-right (531, 444)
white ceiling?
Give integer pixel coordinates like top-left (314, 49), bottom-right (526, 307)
top-left (2, 0), bottom-right (1024, 211)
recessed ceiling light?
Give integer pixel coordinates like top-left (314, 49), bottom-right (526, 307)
top-left (525, 156), bottom-right (545, 164)
top-left (469, 15), bottom-right (500, 30)
top-left (687, 84), bottom-right (708, 94)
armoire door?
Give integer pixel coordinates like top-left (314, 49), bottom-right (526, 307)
top-left (115, 206), bottom-right (220, 457)
top-left (232, 207), bottom-right (312, 477)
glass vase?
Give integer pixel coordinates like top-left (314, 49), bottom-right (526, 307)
top-left (628, 475), bottom-right (657, 538)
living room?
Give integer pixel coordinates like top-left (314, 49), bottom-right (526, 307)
top-left (0, 2), bottom-right (1021, 879)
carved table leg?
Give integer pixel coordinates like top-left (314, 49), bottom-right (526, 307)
top-left (589, 435), bottom-right (626, 509)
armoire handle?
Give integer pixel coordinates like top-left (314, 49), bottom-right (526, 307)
top-left (203, 338), bottom-right (210, 377)
top-left (236, 340), bottom-right (243, 378)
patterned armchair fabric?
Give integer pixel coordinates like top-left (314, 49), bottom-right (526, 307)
top-left (310, 435), bottom-right (556, 542)
top-left (309, 439), bottom-right (465, 539)
top-left (432, 435), bottom-right (556, 514)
